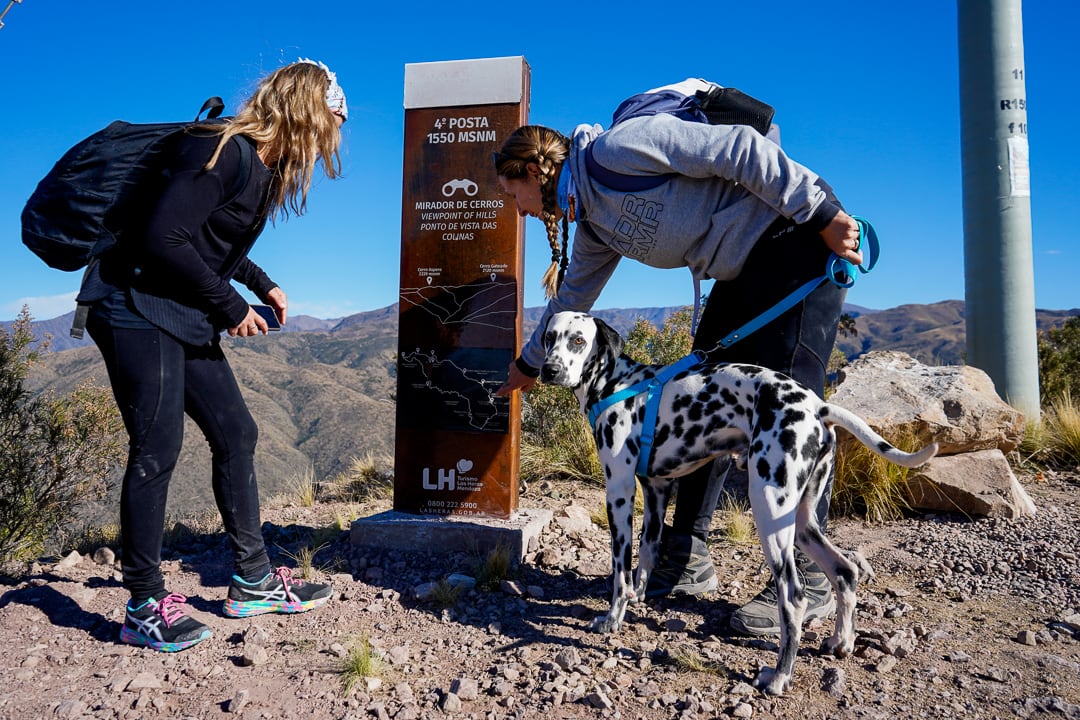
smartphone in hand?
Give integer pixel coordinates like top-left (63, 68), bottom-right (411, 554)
top-left (252, 304), bottom-right (282, 331)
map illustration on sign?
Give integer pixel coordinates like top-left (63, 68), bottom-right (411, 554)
top-left (397, 346), bottom-right (511, 434)
top-left (397, 276), bottom-right (516, 434)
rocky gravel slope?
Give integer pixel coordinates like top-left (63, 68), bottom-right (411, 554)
top-left (1, 470), bottom-right (1078, 720)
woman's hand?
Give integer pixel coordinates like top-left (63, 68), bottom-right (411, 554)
top-left (820, 210), bottom-right (863, 265)
top-left (266, 286), bottom-right (288, 326)
top-left (495, 361), bottom-right (538, 397)
top-left (228, 307), bottom-right (267, 337)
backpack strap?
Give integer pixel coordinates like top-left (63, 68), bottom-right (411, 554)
top-left (225, 135), bottom-right (253, 204)
top-left (584, 142), bottom-right (672, 192)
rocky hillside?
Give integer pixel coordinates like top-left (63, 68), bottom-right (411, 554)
top-left (15, 300), bottom-right (1078, 525)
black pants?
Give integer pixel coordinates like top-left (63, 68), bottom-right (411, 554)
top-left (88, 319), bottom-right (270, 601)
top-left (672, 217), bottom-right (846, 541)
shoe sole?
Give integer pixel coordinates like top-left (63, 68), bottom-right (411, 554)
top-left (119, 625), bottom-right (211, 652)
top-left (223, 595), bottom-right (330, 618)
top-left (729, 594), bottom-right (837, 637)
top-left (645, 574), bottom-right (719, 600)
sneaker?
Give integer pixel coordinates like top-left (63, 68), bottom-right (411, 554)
top-left (729, 559), bottom-right (835, 636)
top-left (223, 566), bottom-right (333, 618)
top-left (120, 593), bottom-right (212, 652)
top-left (644, 533), bottom-right (719, 599)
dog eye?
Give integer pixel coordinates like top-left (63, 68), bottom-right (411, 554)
top-left (573, 337), bottom-right (584, 346)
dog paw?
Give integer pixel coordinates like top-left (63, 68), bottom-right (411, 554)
top-left (753, 667), bottom-right (791, 696)
top-left (851, 551), bottom-right (876, 581)
top-left (821, 635), bottom-right (855, 658)
top-left (589, 615), bottom-right (621, 634)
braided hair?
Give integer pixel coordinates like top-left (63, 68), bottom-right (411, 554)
top-left (493, 126), bottom-right (571, 299)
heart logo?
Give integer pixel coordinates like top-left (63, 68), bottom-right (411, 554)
top-left (456, 459), bottom-right (474, 473)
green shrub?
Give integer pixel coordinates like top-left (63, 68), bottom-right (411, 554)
top-left (1038, 316), bottom-right (1080, 407)
top-left (0, 307), bottom-right (125, 561)
top-left (623, 307), bottom-right (694, 365)
top-left (519, 309), bottom-right (695, 487)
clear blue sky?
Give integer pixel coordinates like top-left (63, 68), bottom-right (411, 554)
top-left (2, 1), bottom-right (1076, 322)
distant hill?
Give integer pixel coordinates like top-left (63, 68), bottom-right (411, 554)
top-left (12, 300), bottom-right (1078, 524)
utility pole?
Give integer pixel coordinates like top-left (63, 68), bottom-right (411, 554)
top-left (957, 0), bottom-right (1041, 420)
top-left (0, 0), bottom-right (23, 31)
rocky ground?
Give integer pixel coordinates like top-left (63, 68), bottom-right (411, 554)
top-left (0, 469), bottom-right (1078, 720)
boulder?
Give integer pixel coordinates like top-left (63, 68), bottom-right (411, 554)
top-left (831, 351), bottom-right (1025, 456)
top-left (905, 449), bottom-right (1037, 518)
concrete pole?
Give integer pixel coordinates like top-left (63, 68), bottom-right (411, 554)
top-left (958, 0), bottom-right (1041, 420)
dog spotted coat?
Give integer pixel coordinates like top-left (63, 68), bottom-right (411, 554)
top-left (540, 311), bottom-right (938, 695)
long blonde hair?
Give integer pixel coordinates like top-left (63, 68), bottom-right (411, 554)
top-left (493, 126), bottom-right (570, 299)
top-left (206, 61), bottom-right (343, 220)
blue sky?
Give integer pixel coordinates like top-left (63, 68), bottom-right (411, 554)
top-left (1, 1), bottom-right (1076, 322)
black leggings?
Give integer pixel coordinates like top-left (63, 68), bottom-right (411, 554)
top-left (88, 319), bottom-right (270, 601)
top-left (672, 217), bottom-right (846, 540)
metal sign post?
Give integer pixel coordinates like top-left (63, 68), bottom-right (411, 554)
top-left (394, 57), bottom-right (530, 519)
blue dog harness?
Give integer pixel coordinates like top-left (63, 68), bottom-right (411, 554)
top-left (587, 352), bottom-right (704, 477)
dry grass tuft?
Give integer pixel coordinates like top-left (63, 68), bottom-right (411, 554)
top-left (521, 417), bottom-right (603, 485)
top-left (714, 495), bottom-right (755, 545)
top-left (340, 635), bottom-right (385, 696)
top-left (833, 428), bottom-right (925, 522)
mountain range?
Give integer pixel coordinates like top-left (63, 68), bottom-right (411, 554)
top-left (11, 300), bottom-right (1078, 523)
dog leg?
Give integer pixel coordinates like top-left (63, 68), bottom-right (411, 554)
top-left (633, 478), bottom-right (674, 598)
top-left (591, 468), bottom-right (637, 634)
top-left (794, 449), bottom-right (862, 659)
top-left (749, 480), bottom-right (804, 696)
top-left (797, 524), bottom-right (863, 658)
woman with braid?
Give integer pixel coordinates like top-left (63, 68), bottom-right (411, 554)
top-left (81, 59), bottom-right (347, 652)
top-left (493, 79), bottom-right (864, 637)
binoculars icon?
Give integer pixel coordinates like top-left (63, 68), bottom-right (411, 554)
top-left (441, 178), bottom-right (478, 197)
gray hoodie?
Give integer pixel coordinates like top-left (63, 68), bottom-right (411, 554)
top-left (520, 111), bottom-right (842, 370)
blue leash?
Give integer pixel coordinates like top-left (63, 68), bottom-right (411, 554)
top-left (586, 217), bottom-right (879, 477)
top-left (714, 215), bottom-right (879, 349)
top-left (587, 352), bottom-right (704, 477)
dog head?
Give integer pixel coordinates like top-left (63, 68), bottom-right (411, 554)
top-left (541, 312), bottom-right (623, 388)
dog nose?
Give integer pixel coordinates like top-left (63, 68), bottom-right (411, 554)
top-left (540, 364), bottom-right (559, 383)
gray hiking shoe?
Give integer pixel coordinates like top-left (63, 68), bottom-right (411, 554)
top-left (644, 533), bottom-right (719, 599)
top-left (729, 559), bottom-right (835, 636)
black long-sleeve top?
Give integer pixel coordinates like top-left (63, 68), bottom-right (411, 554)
top-left (120, 132), bottom-right (277, 344)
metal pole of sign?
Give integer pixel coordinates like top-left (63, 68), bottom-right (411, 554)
top-left (957, 0), bottom-right (1041, 421)
top-left (0, 0), bottom-right (24, 31)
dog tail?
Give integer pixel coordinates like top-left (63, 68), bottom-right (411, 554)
top-left (820, 404), bottom-right (939, 468)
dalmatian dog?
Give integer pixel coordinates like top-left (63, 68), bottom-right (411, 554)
top-left (539, 311), bottom-right (938, 696)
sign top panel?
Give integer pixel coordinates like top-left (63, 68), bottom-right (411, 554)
top-left (404, 56), bottom-right (529, 109)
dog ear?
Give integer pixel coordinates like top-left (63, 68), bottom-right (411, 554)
top-left (541, 313), bottom-right (556, 353)
top-left (594, 317), bottom-right (624, 357)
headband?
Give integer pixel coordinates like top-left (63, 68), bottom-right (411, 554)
top-left (297, 58), bottom-right (348, 122)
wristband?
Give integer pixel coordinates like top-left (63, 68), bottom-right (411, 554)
top-left (514, 356), bottom-right (540, 378)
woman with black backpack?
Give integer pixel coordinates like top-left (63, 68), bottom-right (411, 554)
top-left (84, 59), bottom-right (347, 652)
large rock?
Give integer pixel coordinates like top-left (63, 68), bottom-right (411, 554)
top-left (905, 449), bottom-right (1037, 518)
top-left (830, 351), bottom-right (1026, 456)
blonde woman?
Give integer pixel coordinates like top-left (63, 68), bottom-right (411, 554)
top-left (82, 60), bottom-right (347, 652)
top-left (493, 79), bottom-right (864, 637)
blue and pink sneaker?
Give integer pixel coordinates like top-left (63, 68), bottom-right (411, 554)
top-left (120, 593), bottom-right (212, 652)
top-left (223, 566), bottom-right (332, 618)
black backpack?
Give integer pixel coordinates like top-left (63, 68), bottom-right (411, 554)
top-left (584, 84), bottom-right (776, 192)
top-left (20, 97), bottom-right (239, 272)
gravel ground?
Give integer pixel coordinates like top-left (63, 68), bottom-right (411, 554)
top-left (0, 469), bottom-right (1078, 720)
